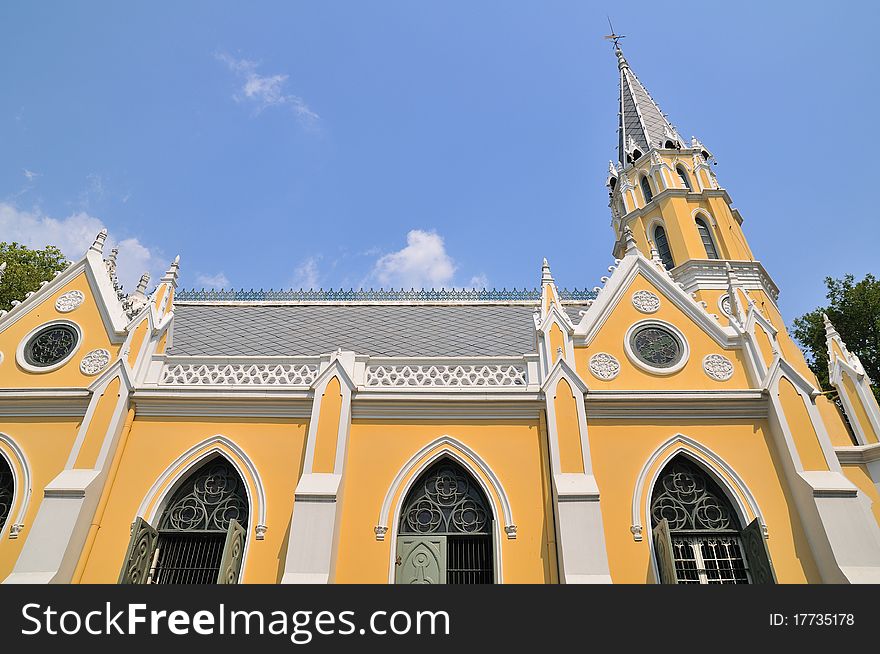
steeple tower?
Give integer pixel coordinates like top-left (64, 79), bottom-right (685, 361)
top-left (615, 45), bottom-right (684, 166)
top-left (604, 43), bottom-right (781, 320)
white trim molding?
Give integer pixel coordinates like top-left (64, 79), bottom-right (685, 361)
top-left (0, 433), bottom-right (32, 540)
top-left (631, 434), bottom-right (766, 543)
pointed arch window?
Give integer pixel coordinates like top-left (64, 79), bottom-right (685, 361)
top-left (118, 457), bottom-right (249, 585)
top-left (652, 225), bottom-right (675, 270)
top-left (676, 165), bottom-right (692, 191)
top-left (651, 456), bottom-right (775, 584)
top-left (640, 175), bottom-right (654, 204)
top-left (695, 216), bottom-right (720, 259)
top-left (396, 459), bottom-right (494, 584)
top-left (0, 456), bottom-right (13, 535)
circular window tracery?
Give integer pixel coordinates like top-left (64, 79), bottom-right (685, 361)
top-left (630, 325), bottom-right (682, 368)
top-left (23, 324), bottom-right (79, 368)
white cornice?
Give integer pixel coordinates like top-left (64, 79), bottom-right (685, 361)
top-left (0, 389), bottom-right (91, 417)
top-left (351, 399), bottom-right (542, 421)
top-left (835, 443), bottom-right (880, 465)
top-left (131, 389), bottom-right (312, 418)
top-left (672, 259), bottom-right (780, 303)
top-left (585, 389), bottom-right (768, 419)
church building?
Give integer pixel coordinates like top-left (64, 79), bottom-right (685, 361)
top-left (1, 45), bottom-right (880, 584)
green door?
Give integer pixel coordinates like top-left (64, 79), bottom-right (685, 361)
top-left (396, 535), bottom-right (446, 584)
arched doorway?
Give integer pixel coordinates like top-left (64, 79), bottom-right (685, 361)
top-left (119, 456), bottom-right (249, 584)
top-left (650, 456), bottom-right (775, 584)
top-left (396, 459), bottom-right (494, 584)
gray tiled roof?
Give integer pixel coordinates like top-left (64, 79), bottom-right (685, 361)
top-left (617, 49), bottom-right (682, 165)
top-left (169, 304), bottom-right (567, 357)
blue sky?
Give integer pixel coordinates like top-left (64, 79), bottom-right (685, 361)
top-left (1, 1), bottom-right (877, 320)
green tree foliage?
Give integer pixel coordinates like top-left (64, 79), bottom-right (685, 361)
top-left (0, 242), bottom-right (69, 312)
top-left (792, 274), bottom-right (880, 402)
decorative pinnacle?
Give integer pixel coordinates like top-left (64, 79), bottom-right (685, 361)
top-left (135, 272), bottom-right (150, 294)
top-left (0, 261), bottom-right (6, 283)
top-left (89, 229), bottom-right (108, 254)
top-left (623, 226), bottom-right (638, 253)
top-left (161, 255), bottom-right (180, 287)
top-left (615, 45), bottom-right (629, 71)
top-left (822, 313), bottom-right (839, 338)
top-left (541, 258), bottom-right (554, 284)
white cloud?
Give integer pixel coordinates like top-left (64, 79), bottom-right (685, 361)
top-left (292, 256), bottom-right (321, 289)
top-left (195, 272), bottom-right (230, 289)
top-left (23, 169), bottom-right (39, 181)
top-left (0, 202), bottom-right (164, 291)
top-left (468, 274), bottom-right (489, 289)
top-left (369, 230), bottom-right (457, 289)
top-left (216, 52), bottom-right (319, 126)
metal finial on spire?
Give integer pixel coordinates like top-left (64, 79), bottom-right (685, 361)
top-left (161, 255), bottom-right (181, 286)
top-left (604, 16), bottom-right (626, 50)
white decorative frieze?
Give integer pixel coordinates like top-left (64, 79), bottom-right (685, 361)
top-left (631, 290), bottom-right (660, 314)
top-left (589, 352), bottom-right (621, 380)
top-left (366, 364), bottom-right (526, 387)
top-left (160, 362), bottom-right (319, 386)
top-left (55, 290), bottom-right (85, 313)
top-left (80, 349), bottom-right (111, 375)
top-left (703, 354), bottom-right (734, 381)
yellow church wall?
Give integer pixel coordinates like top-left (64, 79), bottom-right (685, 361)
top-left (333, 419), bottom-right (553, 583)
top-left (840, 464), bottom-right (880, 527)
top-left (817, 395), bottom-right (856, 447)
top-left (841, 374), bottom-right (880, 444)
top-left (587, 418), bottom-right (822, 583)
top-left (313, 376), bottom-right (343, 473)
top-left (76, 416), bottom-right (308, 584)
top-left (0, 271), bottom-right (122, 388)
top-left (548, 323), bottom-right (565, 365)
top-left (553, 378), bottom-right (584, 474)
top-left (126, 319), bottom-right (149, 370)
top-left (574, 273), bottom-right (752, 390)
top-left (777, 377), bottom-right (829, 471)
top-left (73, 376), bottom-right (121, 469)
top-left (755, 323), bottom-right (776, 370)
top-left (0, 418), bottom-right (81, 580)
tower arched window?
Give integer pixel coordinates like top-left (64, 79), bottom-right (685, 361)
top-left (652, 225), bottom-right (675, 270)
top-left (0, 456), bottom-right (13, 535)
top-left (676, 165), bottom-right (692, 191)
top-left (640, 176), bottom-right (654, 204)
top-left (396, 458), bottom-right (494, 584)
top-left (118, 457), bottom-right (249, 585)
top-left (651, 456), bottom-right (774, 584)
top-left (695, 216), bottom-right (720, 259)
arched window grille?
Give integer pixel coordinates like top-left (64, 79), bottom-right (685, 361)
top-left (640, 175), bottom-right (654, 204)
top-left (0, 456), bottom-right (13, 535)
top-left (652, 225), bottom-right (675, 270)
top-left (650, 456), bottom-right (774, 584)
top-left (695, 216), bottom-right (720, 259)
top-left (676, 165), bottom-right (692, 191)
top-left (118, 457), bottom-right (249, 585)
top-left (396, 459), bottom-right (494, 584)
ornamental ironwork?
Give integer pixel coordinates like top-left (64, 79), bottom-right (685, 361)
top-left (24, 324), bottom-right (78, 367)
top-left (400, 461), bottom-right (491, 535)
top-left (0, 461), bottom-right (12, 533)
top-left (160, 459), bottom-right (249, 532)
top-left (650, 458), bottom-right (736, 532)
top-left (630, 325), bottom-right (682, 368)
top-left (174, 287), bottom-right (597, 303)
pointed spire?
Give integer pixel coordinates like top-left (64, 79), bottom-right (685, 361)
top-left (89, 228), bottom-right (108, 254)
top-left (541, 257), bottom-right (554, 284)
top-left (135, 272), bottom-right (150, 295)
top-left (161, 255), bottom-right (180, 288)
top-left (615, 44), bottom-right (684, 167)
